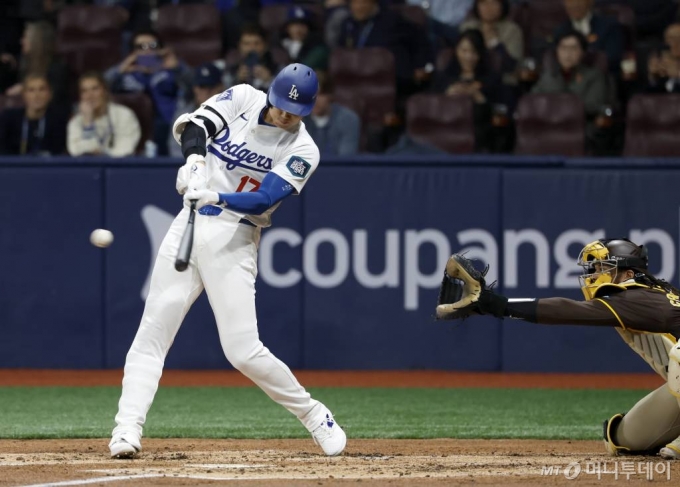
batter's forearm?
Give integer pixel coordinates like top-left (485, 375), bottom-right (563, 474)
top-left (218, 191), bottom-right (272, 214)
top-left (181, 122), bottom-right (207, 158)
top-left (217, 172), bottom-right (294, 215)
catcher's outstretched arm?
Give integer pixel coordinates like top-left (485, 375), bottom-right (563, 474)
top-left (506, 298), bottom-right (622, 326)
top-left (436, 253), bottom-right (630, 328)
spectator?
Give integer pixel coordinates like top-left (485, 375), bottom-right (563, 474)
top-left (339, 0), bottom-right (435, 106)
top-left (553, 0), bottom-right (624, 75)
top-left (223, 24), bottom-right (280, 92)
top-left (105, 28), bottom-right (192, 156)
top-left (532, 29), bottom-right (614, 154)
top-left (218, 0), bottom-right (263, 52)
top-left (0, 73), bottom-right (68, 155)
top-left (406, 0), bottom-right (474, 46)
top-left (647, 23), bottom-right (680, 94)
top-left (280, 6), bottom-right (329, 71)
top-left (304, 76), bottom-right (361, 156)
top-left (67, 71), bottom-right (141, 157)
top-left (460, 0), bottom-right (524, 75)
top-left (533, 30), bottom-right (609, 117)
top-left (432, 29), bottom-right (505, 152)
top-left (325, 0), bottom-right (351, 49)
top-left (4, 21), bottom-right (71, 105)
top-left (168, 62), bottom-right (225, 158)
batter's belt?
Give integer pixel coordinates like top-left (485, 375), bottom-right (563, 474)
top-left (198, 205), bottom-right (257, 227)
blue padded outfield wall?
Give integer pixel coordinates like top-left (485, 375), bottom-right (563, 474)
top-left (2, 155), bottom-right (680, 372)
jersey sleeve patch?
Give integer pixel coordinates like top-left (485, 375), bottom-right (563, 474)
top-left (217, 89), bottom-right (233, 101)
top-left (286, 156), bottom-right (311, 179)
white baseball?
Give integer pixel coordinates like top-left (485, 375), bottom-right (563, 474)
top-left (90, 229), bottom-right (114, 248)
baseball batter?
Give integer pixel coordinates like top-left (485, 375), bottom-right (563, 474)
top-left (437, 238), bottom-right (680, 459)
top-left (109, 63), bottom-right (346, 458)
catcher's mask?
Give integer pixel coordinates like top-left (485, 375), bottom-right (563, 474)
top-left (577, 238), bottom-right (648, 300)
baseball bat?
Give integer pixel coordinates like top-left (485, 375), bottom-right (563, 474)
top-left (174, 200), bottom-right (197, 272)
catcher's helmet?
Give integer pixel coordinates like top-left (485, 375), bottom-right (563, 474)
top-left (577, 238), bottom-right (648, 300)
top-left (267, 63), bottom-right (318, 117)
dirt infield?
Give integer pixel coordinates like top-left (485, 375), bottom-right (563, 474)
top-left (0, 439), bottom-right (676, 486)
top-left (0, 371), bottom-right (670, 485)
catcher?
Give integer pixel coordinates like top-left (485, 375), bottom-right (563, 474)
top-left (436, 238), bottom-right (680, 459)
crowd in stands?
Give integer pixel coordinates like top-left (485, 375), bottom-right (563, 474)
top-left (1, 0), bottom-right (680, 158)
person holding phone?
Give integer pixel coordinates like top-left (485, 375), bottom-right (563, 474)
top-left (104, 28), bottom-right (192, 156)
top-left (224, 24), bottom-right (280, 91)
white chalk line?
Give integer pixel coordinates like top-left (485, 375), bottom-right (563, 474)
top-left (16, 474), bottom-right (164, 487)
top-left (185, 463), bottom-right (270, 468)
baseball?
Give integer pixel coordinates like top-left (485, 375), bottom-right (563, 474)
top-left (90, 229), bottom-right (114, 248)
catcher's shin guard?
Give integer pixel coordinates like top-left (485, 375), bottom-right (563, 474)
top-left (603, 413), bottom-right (630, 456)
top-left (667, 343), bottom-right (680, 398)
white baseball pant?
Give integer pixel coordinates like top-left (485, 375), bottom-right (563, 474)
top-left (112, 207), bottom-right (326, 440)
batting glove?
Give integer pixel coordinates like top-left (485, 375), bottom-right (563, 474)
top-left (176, 163), bottom-right (190, 195)
top-left (184, 189), bottom-right (220, 209)
top-left (187, 154), bottom-right (207, 191)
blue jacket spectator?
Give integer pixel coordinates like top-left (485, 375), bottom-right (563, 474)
top-left (304, 76), bottom-right (360, 156)
top-left (104, 28), bottom-right (192, 156)
top-left (553, 0), bottom-right (624, 75)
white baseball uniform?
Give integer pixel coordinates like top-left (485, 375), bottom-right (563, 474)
top-left (111, 84), bottom-right (336, 449)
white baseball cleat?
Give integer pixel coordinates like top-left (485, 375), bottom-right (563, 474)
top-left (109, 433), bottom-right (142, 459)
top-left (659, 438), bottom-right (680, 460)
top-left (311, 412), bottom-right (346, 456)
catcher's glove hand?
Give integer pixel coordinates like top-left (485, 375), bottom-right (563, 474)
top-left (435, 254), bottom-right (507, 320)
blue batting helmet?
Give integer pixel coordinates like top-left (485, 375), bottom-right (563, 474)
top-left (267, 63), bottom-right (318, 117)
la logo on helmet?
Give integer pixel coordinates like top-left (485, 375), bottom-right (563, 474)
top-left (288, 85), bottom-right (299, 100)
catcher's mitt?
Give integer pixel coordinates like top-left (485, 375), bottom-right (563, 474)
top-left (435, 254), bottom-right (507, 320)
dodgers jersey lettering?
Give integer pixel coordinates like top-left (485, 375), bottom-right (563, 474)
top-left (187, 84), bottom-right (320, 227)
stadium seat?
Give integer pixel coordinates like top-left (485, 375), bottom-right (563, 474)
top-left (391, 4), bottom-right (428, 27)
top-left (156, 4), bottom-right (222, 67)
top-left (515, 93), bottom-right (585, 156)
top-left (624, 94), bottom-right (680, 157)
top-left (329, 48), bottom-right (396, 126)
top-left (406, 93), bottom-right (475, 154)
top-left (57, 6), bottom-right (125, 79)
top-left (111, 93), bottom-right (154, 155)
